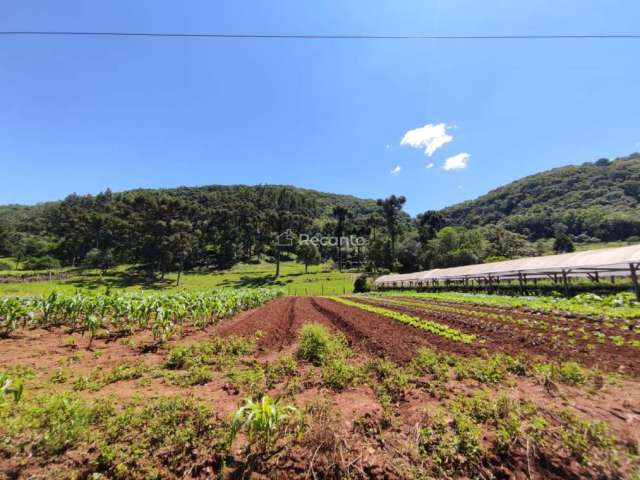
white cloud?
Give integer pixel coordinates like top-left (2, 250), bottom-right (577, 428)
top-left (426, 162), bottom-right (435, 169)
top-left (390, 165), bottom-right (401, 175)
top-left (385, 144), bottom-right (391, 150)
top-left (401, 123), bottom-right (453, 156)
top-left (443, 153), bottom-right (470, 171)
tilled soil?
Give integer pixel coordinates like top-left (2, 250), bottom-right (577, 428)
top-left (215, 296), bottom-right (478, 363)
top-left (387, 295), bottom-right (640, 342)
top-left (352, 296), bottom-right (640, 376)
top-left (3, 296), bottom-right (640, 480)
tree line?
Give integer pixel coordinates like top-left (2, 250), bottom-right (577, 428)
top-left (1, 154), bottom-right (639, 276)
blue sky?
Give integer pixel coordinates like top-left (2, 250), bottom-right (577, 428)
top-left (1, 1), bottom-right (639, 215)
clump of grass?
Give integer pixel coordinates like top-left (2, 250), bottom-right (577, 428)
top-left (266, 354), bottom-right (298, 388)
top-left (367, 359), bottom-right (409, 404)
top-left (559, 409), bottom-right (615, 463)
top-left (559, 361), bottom-right (586, 386)
top-left (297, 323), bottom-right (337, 365)
top-left (164, 336), bottom-right (255, 370)
top-left (410, 348), bottom-right (449, 381)
top-left (95, 396), bottom-right (223, 478)
top-left (297, 323), bottom-right (356, 391)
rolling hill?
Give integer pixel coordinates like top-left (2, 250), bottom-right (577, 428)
top-left (440, 153), bottom-right (640, 241)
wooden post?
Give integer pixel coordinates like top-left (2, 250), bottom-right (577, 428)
top-left (630, 263), bottom-right (640, 301)
top-left (562, 269), bottom-right (569, 297)
top-left (518, 272), bottom-right (524, 295)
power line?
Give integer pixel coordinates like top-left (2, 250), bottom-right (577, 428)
top-left (0, 31), bottom-right (639, 40)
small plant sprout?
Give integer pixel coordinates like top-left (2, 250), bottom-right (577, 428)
top-left (0, 374), bottom-right (23, 402)
top-left (228, 395), bottom-right (298, 452)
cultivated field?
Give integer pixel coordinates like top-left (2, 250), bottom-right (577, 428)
top-left (1, 290), bottom-right (640, 479)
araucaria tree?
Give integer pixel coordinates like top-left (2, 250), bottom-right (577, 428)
top-left (376, 195), bottom-right (406, 270)
top-left (332, 206), bottom-right (349, 271)
top-left (263, 187), bottom-right (316, 277)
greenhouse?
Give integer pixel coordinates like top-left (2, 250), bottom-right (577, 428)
top-left (374, 244), bottom-right (640, 298)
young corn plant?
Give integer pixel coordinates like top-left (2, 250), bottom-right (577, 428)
top-left (82, 314), bottom-right (103, 350)
top-left (228, 395), bottom-right (298, 454)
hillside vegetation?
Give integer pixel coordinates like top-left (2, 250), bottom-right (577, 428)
top-left (442, 154), bottom-right (640, 241)
top-left (1, 155), bottom-right (639, 276)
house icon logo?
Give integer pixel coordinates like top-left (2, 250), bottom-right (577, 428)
top-left (277, 229), bottom-right (296, 247)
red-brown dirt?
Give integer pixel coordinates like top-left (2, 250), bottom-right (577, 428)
top-left (352, 296), bottom-right (640, 376)
top-left (3, 296), bottom-right (640, 480)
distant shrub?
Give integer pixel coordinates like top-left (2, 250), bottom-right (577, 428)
top-left (22, 256), bottom-right (61, 270)
top-left (324, 259), bottom-right (338, 271)
top-left (353, 274), bottom-right (370, 293)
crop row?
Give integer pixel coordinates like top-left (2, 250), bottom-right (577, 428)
top-left (0, 288), bottom-right (282, 344)
top-left (368, 295), bottom-right (640, 350)
top-left (329, 296), bottom-right (475, 344)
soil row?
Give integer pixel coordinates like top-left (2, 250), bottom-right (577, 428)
top-left (352, 296), bottom-right (640, 376)
top-left (216, 296), bottom-right (481, 363)
top-left (386, 295), bottom-right (639, 337)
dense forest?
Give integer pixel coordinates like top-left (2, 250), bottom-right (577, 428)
top-left (1, 154), bottom-right (639, 275)
top-left (442, 153), bottom-right (640, 241)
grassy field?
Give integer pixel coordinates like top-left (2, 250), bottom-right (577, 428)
top-left (0, 261), bottom-right (356, 297)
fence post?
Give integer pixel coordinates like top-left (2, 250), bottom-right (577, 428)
top-left (562, 270), bottom-right (569, 297)
top-left (630, 263), bottom-right (640, 301)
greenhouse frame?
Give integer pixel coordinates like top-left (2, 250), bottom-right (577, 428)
top-left (374, 244), bottom-right (640, 299)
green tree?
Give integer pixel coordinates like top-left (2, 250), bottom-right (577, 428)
top-left (416, 210), bottom-right (446, 242)
top-left (332, 206), bottom-right (350, 271)
top-left (427, 226), bottom-right (485, 268)
top-left (262, 187), bottom-right (316, 277)
top-left (376, 195), bottom-right (406, 270)
top-left (553, 231), bottom-right (575, 253)
top-left (0, 221), bottom-right (8, 256)
top-left (296, 241), bottom-right (321, 273)
top-left (482, 225), bottom-right (532, 259)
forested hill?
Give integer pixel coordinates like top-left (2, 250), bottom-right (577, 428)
top-left (440, 154), bottom-right (640, 241)
top-left (2, 155), bottom-right (640, 272)
top-left (0, 184), bottom-right (391, 269)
